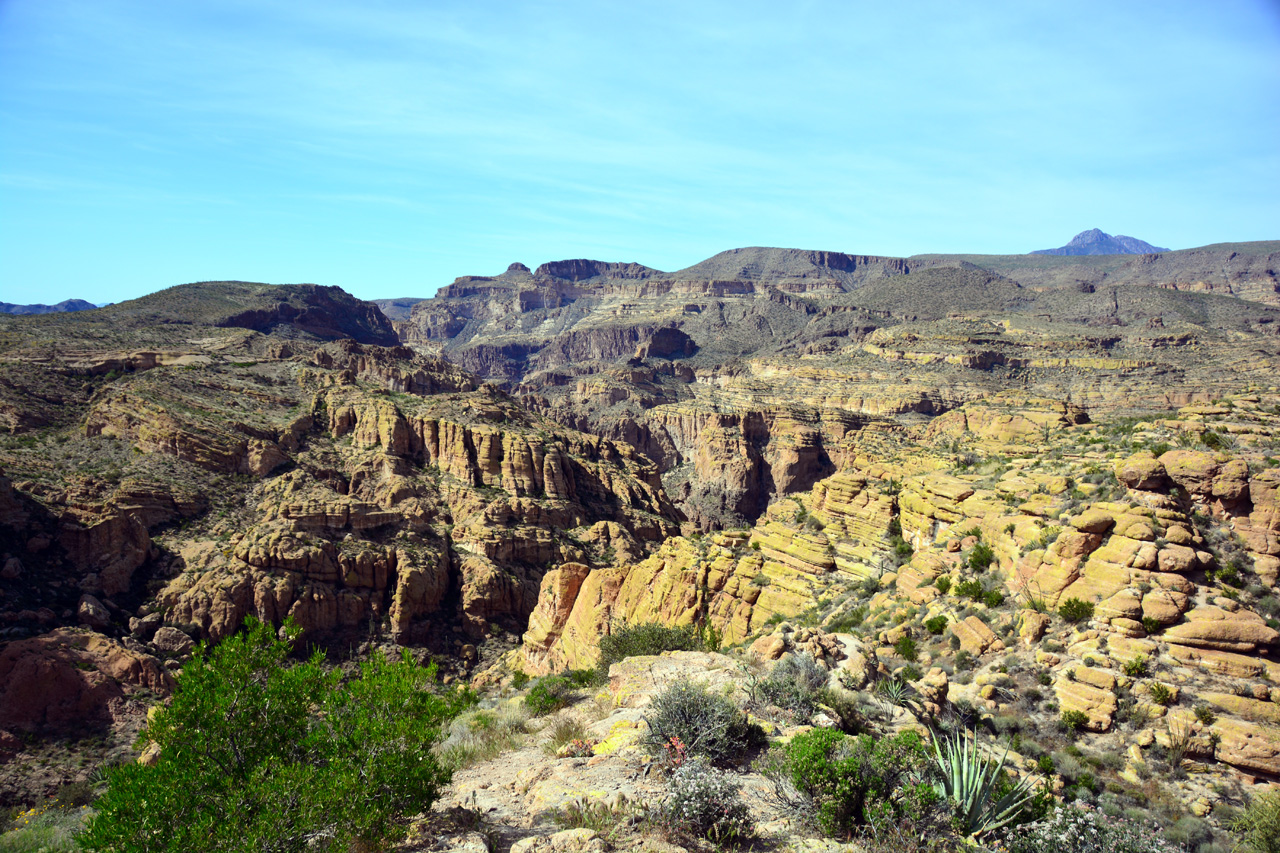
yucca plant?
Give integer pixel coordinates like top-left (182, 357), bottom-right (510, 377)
top-left (930, 731), bottom-right (1037, 840)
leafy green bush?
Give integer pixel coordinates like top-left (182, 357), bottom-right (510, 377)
top-left (1193, 703), bottom-right (1218, 725)
top-left (955, 579), bottom-right (985, 601)
top-left (1149, 682), bottom-right (1174, 706)
top-left (1060, 710), bottom-right (1089, 733)
top-left (596, 622), bottom-right (702, 676)
top-left (969, 542), bottom-right (995, 572)
top-left (934, 577), bottom-right (952, 595)
top-left (761, 728), bottom-right (938, 838)
top-left (643, 682), bottom-right (764, 766)
top-left (662, 757), bottom-right (753, 841)
top-left (1141, 616), bottom-right (1163, 635)
top-left (924, 615), bottom-right (948, 635)
top-left (894, 635), bottom-right (919, 662)
top-left (983, 589), bottom-right (1005, 608)
top-left (524, 675), bottom-right (576, 716)
top-left (1058, 598), bottom-right (1094, 623)
top-left (81, 618), bottom-right (466, 853)
top-left (1122, 655), bottom-right (1149, 677)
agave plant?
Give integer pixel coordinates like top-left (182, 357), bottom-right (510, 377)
top-left (874, 677), bottom-right (923, 719)
top-left (930, 730), bottom-right (1037, 839)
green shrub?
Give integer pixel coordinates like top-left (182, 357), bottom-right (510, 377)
top-left (524, 675), bottom-right (575, 716)
top-left (899, 664), bottom-right (923, 682)
top-left (661, 756), bottom-right (753, 841)
top-left (954, 650), bottom-right (975, 671)
top-left (1232, 788), bottom-right (1280, 853)
top-left (983, 589), bottom-right (1005, 608)
top-left (956, 579), bottom-right (985, 601)
top-left (596, 622), bottom-right (702, 676)
top-left (761, 728), bottom-right (938, 838)
top-left (1058, 598), bottom-right (1094, 623)
top-left (924, 615), bottom-right (948, 635)
top-left (934, 577), bottom-right (952, 595)
top-left (511, 668), bottom-right (530, 689)
top-left (1036, 754), bottom-right (1054, 774)
top-left (1122, 655), bottom-right (1149, 677)
top-left (1141, 616), bottom-right (1163, 635)
top-left (894, 635), bottom-right (919, 662)
top-left (643, 682), bottom-right (764, 766)
top-left (969, 542), bottom-right (995, 572)
top-left (752, 653), bottom-right (828, 722)
top-left (1060, 710), bottom-right (1090, 733)
top-left (1193, 703), bottom-right (1217, 725)
top-left (1149, 682), bottom-right (1174, 706)
top-left (81, 617), bottom-right (465, 853)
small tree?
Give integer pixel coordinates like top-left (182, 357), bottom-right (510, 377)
top-left (81, 618), bottom-right (468, 852)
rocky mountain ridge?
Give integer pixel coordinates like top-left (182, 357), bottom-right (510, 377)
top-left (1032, 228), bottom-right (1170, 256)
top-left (399, 241), bottom-right (1280, 528)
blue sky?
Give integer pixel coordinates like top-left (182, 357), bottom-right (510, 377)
top-left (2, 0), bottom-right (1278, 305)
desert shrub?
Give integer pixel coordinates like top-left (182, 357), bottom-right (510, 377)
top-left (81, 617), bottom-right (465, 853)
top-left (895, 635), bottom-right (919, 662)
top-left (543, 716), bottom-right (590, 757)
top-left (983, 589), bottom-right (1005, 608)
top-left (969, 542), bottom-right (995, 571)
top-left (925, 615), bottom-right (948, 635)
top-left (760, 727), bottom-right (938, 838)
top-left (1123, 656), bottom-right (1149, 677)
top-left (899, 664), bottom-right (923, 682)
top-left (1060, 710), bottom-right (1089, 733)
top-left (956, 579), bottom-right (985, 601)
top-left (827, 606), bottom-right (868, 633)
top-left (1036, 754), bottom-right (1054, 774)
top-left (1193, 703), bottom-right (1217, 725)
top-left (1001, 803), bottom-right (1180, 853)
top-left (0, 804), bottom-right (90, 852)
top-left (934, 577), bottom-right (952, 595)
top-left (596, 622), bottom-right (702, 676)
top-left (752, 653), bottom-right (828, 721)
top-left (1141, 616), bottom-right (1163, 635)
top-left (1164, 816), bottom-right (1214, 850)
top-left (524, 675), bottom-right (576, 716)
top-left (438, 701), bottom-right (531, 768)
top-left (1232, 788), bottom-right (1280, 853)
top-left (662, 756), bottom-right (753, 841)
top-left (1149, 682), bottom-right (1174, 705)
top-left (1059, 598), bottom-right (1094, 623)
top-left (643, 682), bottom-right (764, 766)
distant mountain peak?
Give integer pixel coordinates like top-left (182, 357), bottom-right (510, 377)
top-left (1031, 229), bottom-right (1169, 256)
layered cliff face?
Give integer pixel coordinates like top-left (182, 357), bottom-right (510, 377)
top-left (517, 391), bottom-right (1280, 787)
top-left (0, 314), bottom-right (681, 685)
top-left (400, 245), bottom-right (1280, 528)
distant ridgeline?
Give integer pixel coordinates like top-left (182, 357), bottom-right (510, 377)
top-left (1032, 228), bottom-right (1169, 256)
top-left (0, 299), bottom-right (98, 315)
